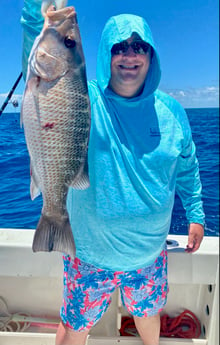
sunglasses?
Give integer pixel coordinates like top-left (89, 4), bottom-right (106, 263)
top-left (111, 40), bottom-right (151, 56)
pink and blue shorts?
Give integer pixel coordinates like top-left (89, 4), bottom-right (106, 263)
top-left (60, 248), bottom-right (168, 331)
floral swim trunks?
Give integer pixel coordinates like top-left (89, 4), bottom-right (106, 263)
top-left (60, 248), bottom-right (168, 331)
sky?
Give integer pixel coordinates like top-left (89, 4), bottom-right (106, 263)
top-left (0, 0), bottom-right (219, 113)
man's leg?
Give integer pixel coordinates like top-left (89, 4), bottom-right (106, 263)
top-left (120, 247), bottom-right (168, 345)
top-left (134, 313), bottom-right (160, 345)
top-left (55, 322), bottom-right (89, 345)
top-left (58, 256), bottom-right (119, 345)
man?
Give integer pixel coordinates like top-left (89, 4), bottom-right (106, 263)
top-left (21, 2), bottom-right (205, 345)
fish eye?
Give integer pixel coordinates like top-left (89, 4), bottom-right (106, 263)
top-left (64, 37), bottom-right (76, 48)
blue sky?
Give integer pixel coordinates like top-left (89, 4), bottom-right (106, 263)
top-left (0, 0), bottom-right (219, 113)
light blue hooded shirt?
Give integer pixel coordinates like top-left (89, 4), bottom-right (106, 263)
top-left (21, 4), bottom-right (205, 271)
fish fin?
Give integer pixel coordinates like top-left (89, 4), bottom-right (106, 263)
top-left (41, 0), bottom-right (68, 16)
top-left (32, 213), bottom-right (75, 257)
top-left (41, 0), bottom-right (53, 17)
top-left (54, 0), bottom-right (68, 10)
top-left (30, 165), bottom-right (41, 200)
top-left (30, 177), bottom-right (41, 200)
top-left (71, 159), bottom-right (90, 190)
top-left (71, 173), bottom-right (90, 190)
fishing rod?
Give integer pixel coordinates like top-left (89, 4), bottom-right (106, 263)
top-left (0, 72), bottom-right (23, 116)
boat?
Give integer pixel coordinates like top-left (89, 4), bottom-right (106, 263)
top-left (0, 228), bottom-right (219, 344)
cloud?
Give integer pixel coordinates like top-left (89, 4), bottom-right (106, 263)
top-left (179, 91), bottom-right (186, 97)
top-left (162, 85), bottom-right (219, 108)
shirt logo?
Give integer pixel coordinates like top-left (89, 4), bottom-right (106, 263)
top-left (150, 127), bottom-right (161, 136)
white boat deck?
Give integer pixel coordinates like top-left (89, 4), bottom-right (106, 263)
top-left (0, 229), bottom-right (219, 345)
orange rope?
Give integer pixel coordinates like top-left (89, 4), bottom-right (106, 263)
top-left (120, 309), bottom-right (201, 338)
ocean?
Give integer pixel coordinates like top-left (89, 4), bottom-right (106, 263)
top-left (0, 108), bottom-right (219, 236)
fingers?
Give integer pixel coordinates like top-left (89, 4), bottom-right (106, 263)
top-left (185, 238), bottom-right (200, 253)
top-left (185, 223), bottom-right (204, 253)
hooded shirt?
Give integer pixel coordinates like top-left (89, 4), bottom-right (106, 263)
top-left (21, 6), bottom-right (205, 271)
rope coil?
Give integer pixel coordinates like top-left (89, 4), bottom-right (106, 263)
top-left (0, 297), bottom-right (59, 332)
top-left (120, 309), bottom-right (201, 338)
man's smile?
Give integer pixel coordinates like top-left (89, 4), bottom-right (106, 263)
top-left (119, 64), bottom-right (139, 69)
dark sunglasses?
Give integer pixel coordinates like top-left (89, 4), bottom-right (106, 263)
top-left (111, 40), bottom-right (151, 56)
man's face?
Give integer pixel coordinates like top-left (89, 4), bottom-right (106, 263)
top-left (109, 33), bottom-right (151, 98)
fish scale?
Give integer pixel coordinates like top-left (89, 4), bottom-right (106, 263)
top-left (21, 5), bottom-right (90, 257)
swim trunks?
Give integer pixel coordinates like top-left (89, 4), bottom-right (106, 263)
top-left (60, 248), bottom-right (168, 331)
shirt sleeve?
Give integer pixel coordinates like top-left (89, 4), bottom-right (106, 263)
top-left (175, 107), bottom-right (205, 226)
top-left (20, 0), bottom-right (44, 80)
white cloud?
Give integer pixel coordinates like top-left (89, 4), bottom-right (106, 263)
top-left (206, 86), bottom-right (217, 92)
top-left (179, 91), bottom-right (186, 97)
top-left (162, 85), bottom-right (219, 108)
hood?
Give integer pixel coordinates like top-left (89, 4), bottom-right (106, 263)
top-left (96, 14), bottom-right (161, 99)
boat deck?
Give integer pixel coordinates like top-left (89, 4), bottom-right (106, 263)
top-left (0, 229), bottom-right (219, 345)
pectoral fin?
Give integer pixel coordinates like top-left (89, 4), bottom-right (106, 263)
top-left (70, 159), bottom-right (90, 190)
top-left (30, 163), bottom-right (41, 200)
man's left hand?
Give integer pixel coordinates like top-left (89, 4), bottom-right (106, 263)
top-left (185, 223), bottom-right (204, 253)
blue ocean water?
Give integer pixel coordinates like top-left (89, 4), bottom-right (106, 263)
top-left (0, 108), bottom-right (219, 236)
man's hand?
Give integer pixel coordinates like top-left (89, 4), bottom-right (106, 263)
top-left (185, 223), bottom-right (204, 253)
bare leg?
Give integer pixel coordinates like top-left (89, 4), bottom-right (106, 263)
top-left (134, 313), bottom-right (160, 345)
top-left (55, 321), bottom-right (89, 345)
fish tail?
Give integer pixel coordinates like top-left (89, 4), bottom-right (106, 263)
top-left (32, 214), bottom-right (75, 257)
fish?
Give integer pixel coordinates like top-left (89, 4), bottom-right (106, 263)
top-left (21, 4), bottom-right (91, 257)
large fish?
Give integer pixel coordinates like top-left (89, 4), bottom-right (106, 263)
top-left (21, 4), bottom-right (90, 257)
